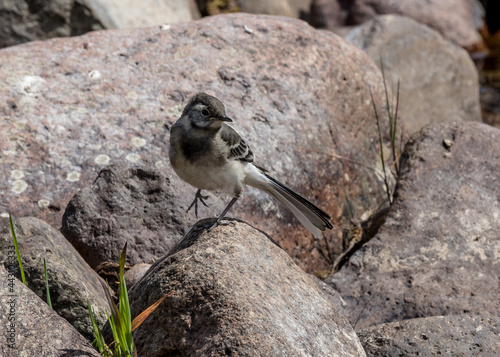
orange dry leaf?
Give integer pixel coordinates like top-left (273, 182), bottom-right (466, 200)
top-left (131, 292), bottom-right (173, 332)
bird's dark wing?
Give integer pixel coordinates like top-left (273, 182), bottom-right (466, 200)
top-left (220, 124), bottom-right (254, 163)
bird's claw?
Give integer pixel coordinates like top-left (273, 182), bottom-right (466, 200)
top-left (207, 219), bottom-right (233, 232)
top-left (187, 189), bottom-right (210, 218)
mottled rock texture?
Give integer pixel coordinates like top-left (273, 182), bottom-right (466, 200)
top-left (329, 121), bottom-right (500, 330)
top-left (359, 315), bottom-right (500, 356)
top-left (1, 13), bottom-right (391, 273)
top-left (126, 219), bottom-right (367, 356)
top-left (61, 166), bottom-right (187, 268)
top-left (0, 217), bottom-right (108, 339)
top-left (0, 266), bottom-right (100, 356)
top-left (346, 15), bottom-right (481, 134)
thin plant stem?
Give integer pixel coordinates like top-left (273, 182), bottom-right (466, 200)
top-left (9, 213), bottom-right (26, 285)
top-left (369, 88), bottom-right (392, 204)
top-left (44, 258), bottom-right (52, 308)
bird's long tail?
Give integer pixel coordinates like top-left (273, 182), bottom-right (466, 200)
top-left (244, 165), bottom-right (333, 238)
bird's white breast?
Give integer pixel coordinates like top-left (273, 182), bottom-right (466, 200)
top-left (172, 154), bottom-right (245, 197)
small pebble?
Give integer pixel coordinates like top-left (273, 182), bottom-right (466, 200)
top-left (243, 25), bottom-right (254, 34)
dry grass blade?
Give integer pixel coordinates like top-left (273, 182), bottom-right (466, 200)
top-left (131, 291), bottom-right (173, 332)
top-left (369, 87), bottom-right (392, 204)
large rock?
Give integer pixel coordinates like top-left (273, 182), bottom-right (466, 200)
top-left (0, 217), bottom-right (108, 339)
top-left (348, 0), bottom-right (484, 50)
top-left (0, 13), bottom-right (391, 274)
top-left (126, 219), bottom-right (367, 356)
top-left (0, 266), bottom-right (100, 356)
top-left (346, 14), bottom-right (481, 135)
top-left (61, 166), bottom-right (187, 268)
top-left (329, 121), bottom-right (500, 329)
top-left (359, 315), bottom-right (500, 356)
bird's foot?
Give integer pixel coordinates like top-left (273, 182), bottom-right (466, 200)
top-left (193, 219), bottom-right (233, 233)
top-left (187, 189), bottom-right (209, 218)
top-left (207, 219), bottom-right (233, 232)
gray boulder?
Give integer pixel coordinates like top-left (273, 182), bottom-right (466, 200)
top-left (346, 14), bottom-right (481, 135)
top-left (61, 166), bottom-right (187, 269)
top-left (348, 0), bottom-right (483, 50)
top-left (127, 219), bottom-right (367, 356)
top-left (0, 217), bottom-right (108, 339)
top-left (359, 315), bottom-right (500, 356)
top-left (0, 266), bottom-right (100, 356)
top-left (329, 120), bottom-right (500, 329)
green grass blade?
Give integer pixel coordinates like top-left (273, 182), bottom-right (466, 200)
top-left (106, 311), bottom-right (122, 357)
top-left (118, 243), bottom-right (133, 354)
top-left (100, 279), bottom-right (131, 356)
top-left (43, 258), bottom-right (52, 309)
top-left (9, 213), bottom-right (26, 285)
top-left (87, 300), bottom-right (106, 352)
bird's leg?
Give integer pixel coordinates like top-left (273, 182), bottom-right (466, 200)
top-left (208, 196), bottom-right (239, 231)
top-left (187, 189), bottom-right (209, 218)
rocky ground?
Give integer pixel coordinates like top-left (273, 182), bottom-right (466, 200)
top-left (1, 1), bottom-right (499, 356)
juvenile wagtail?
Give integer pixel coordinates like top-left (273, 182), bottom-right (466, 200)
top-left (169, 92), bottom-right (333, 238)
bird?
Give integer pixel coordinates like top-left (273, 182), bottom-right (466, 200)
top-left (168, 92), bottom-right (333, 238)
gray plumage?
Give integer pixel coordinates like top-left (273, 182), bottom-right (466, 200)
top-left (169, 92), bottom-right (333, 237)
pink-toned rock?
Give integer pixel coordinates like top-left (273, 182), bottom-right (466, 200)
top-left (0, 13), bottom-right (391, 273)
top-left (349, 0), bottom-right (483, 50)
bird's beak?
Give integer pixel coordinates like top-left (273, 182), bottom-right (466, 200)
top-left (219, 116), bottom-right (233, 122)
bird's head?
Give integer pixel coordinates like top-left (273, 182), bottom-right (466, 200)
top-left (182, 92), bottom-right (233, 129)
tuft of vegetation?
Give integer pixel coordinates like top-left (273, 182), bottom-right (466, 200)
top-left (7, 214), bottom-right (170, 356)
top-left (89, 243), bottom-right (171, 357)
top-left (371, 58), bottom-right (402, 205)
top-left (331, 62), bottom-right (403, 275)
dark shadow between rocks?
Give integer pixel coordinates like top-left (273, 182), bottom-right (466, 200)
top-left (332, 203), bottom-right (391, 273)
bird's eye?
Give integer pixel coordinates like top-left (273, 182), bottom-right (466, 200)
top-left (201, 109), bottom-right (209, 117)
